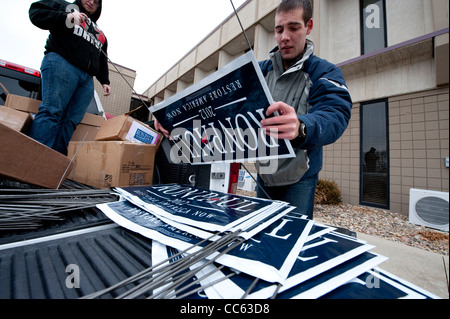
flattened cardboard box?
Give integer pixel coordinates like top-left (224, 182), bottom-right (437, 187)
top-left (95, 114), bottom-right (162, 148)
top-left (0, 123), bottom-right (74, 189)
top-left (70, 112), bottom-right (105, 142)
top-left (67, 141), bottom-right (157, 189)
top-left (0, 82), bottom-right (41, 113)
top-left (0, 105), bottom-right (33, 133)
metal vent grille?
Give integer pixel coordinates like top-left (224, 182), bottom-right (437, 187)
top-left (409, 188), bottom-right (449, 231)
top-left (415, 196), bottom-right (449, 226)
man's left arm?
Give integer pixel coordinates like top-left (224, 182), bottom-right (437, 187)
top-left (261, 69), bottom-right (352, 146)
top-left (298, 67), bottom-right (352, 149)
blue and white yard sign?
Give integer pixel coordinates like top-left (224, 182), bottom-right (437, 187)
top-left (149, 51), bottom-right (295, 165)
top-left (114, 184), bottom-right (288, 233)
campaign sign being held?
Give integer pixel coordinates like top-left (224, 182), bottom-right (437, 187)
top-left (149, 51), bottom-right (295, 166)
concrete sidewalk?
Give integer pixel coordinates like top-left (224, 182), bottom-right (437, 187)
top-left (358, 233), bottom-right (449, 299)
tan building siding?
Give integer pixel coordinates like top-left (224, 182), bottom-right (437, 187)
top-left (388, 89), bottom-right (449, 214)
top-left (322, 88), bottom-right (449, 216)
top-left (321, 102), bottom-right (361, 206)
top-left (94, 62), bottom-right (136, 116)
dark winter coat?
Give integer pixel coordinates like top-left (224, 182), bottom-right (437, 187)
top-left (29, 0), bottom-right (110, 85)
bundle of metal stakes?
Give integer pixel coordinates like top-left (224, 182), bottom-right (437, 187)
top-left (82, 230), bottom-right (247, 299)
top-left (0, 185), bottom-right (119, 231)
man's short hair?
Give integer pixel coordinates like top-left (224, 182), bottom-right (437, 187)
top-left (276, 0), bottom-right (313, 24)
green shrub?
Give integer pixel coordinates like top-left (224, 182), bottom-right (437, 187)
top-left (315, 179), bottom-right (342, 205)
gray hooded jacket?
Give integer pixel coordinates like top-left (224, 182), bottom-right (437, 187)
top-left (257, 40), bottom-right (352, 186)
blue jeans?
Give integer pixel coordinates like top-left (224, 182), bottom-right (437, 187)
top-left (29, 52), bottom-right (94, 155)
top-left (257, 174), bottom-right (319, 220)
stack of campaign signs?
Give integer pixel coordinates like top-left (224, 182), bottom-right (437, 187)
top-left (95, 184), bottom-right (439, 299)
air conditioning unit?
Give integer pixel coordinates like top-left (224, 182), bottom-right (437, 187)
top-left (409, 188), bottom-right (449, 232)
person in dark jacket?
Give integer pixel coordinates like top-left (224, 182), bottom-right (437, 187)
top-left (28, 0), bottom-right (110, 155)
top-left (257, 0), bottom-right (352, 219)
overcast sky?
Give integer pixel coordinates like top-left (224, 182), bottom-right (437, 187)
top-left (0, 0), bottom-right (248, 93)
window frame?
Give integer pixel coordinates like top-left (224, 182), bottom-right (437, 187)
top-left (359, 98), bottom-right (390, 209)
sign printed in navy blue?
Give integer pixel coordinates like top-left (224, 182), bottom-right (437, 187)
top-left (320, 268), bottom-right (435, 299)
top-left (275, 252), bottom-right (387, 299)
top-left (368, 269), bottom-right (439, 299)
top-left (225, 215), bottom-right (313, 273)
top-left (149, 51), bottom-right (295, 164)
top-left (239, 232), bottom-right (374, 297)
top-left (100, 200), bottom-right (203, 248)
top-left (115, 184), bottom-right (286, 233)
top-left (196, 231), bottom-right (376, 299)
top-left (278, 232), bottom-right (374, 290)
top-left (203, 251), bottom-right (384, 299)
top-left (306, 223), bottom-right (336, 242)
top-left (97, 199), bottom-right (313, 283)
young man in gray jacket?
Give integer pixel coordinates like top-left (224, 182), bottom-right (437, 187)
top-left (257, 0), bottom-right (352, 219)
top-left (153, 0), bottom-right (351, 220)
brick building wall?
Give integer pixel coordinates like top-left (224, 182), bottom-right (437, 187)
top-left (322, 88), bottom-right (449, 216)
top-left (94, 62), bottom-right (136, 116)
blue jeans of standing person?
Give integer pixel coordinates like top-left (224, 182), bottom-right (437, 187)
top-left (257, 174), bottom-right (319, 220)
top-left (29, 52), bottom-right (94, 155)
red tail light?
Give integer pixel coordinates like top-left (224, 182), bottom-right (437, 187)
top-left (227, 163), bottom-right (241, 194)
top-left (0, 59), bottom-right (40, 78)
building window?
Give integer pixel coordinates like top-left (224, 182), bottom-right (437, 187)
top-left (360, 0), bottom-right (387, 55)
top-left (360, 99), bottom-right (390, 209)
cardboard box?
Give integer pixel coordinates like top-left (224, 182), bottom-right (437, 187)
top-left (67, 141), bottom-right (157, 189)
top-left (0, 105), bottom-right (33, 133)
top-left (0, 82), bottom-right (41, 113)
top-left (71, 112), bottom-right (106, 142)
top-left (237, 169), bottom-right (257, 192)
top-left (95, 114), bottom-right (162, 147)
top-left (0, 123), bottom-right (74, 189)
